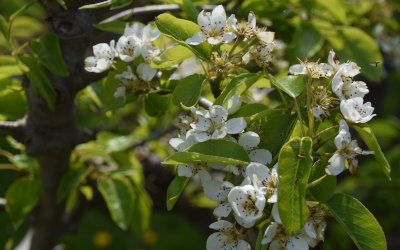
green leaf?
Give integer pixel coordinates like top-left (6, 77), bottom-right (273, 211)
top-left (230, 103), bottom-right (268, 119)
top-left (98, 176), bottom-right (135, 230)
top-left (155, 13), bottom-right (212, 61)
top-left (166, 176), bottom-right (189, 211)
top-left (268, 74), bottom-right (307, 98)
top-left (278, 137), bottom-right (313, 235)
top-left (80, 0), bottom-right (112, 9)
top-left (9, 0), bottom-right (37, 24)
top-left (94, 20), bottom-right (126, 35)
top-left (259, 112), bottom-right (297, 157)
top-left (293, 22), bottom-right (323, 59)
top-left (57, 164), bottom-right (91, 202)
top-left (29, 33), bottom-right (69, 77)
top-left (214, 73), bottom-right (261, 105)
top-left (5, 177), bottom-right (40, 226)
top-left (56, 0), bottom-right (68, 9)
top-left (172, 74), bottom-right (205, 107)
top-left (151, 45), bottom-right (194, 69)
top-left (144, 93), bottom-right (170, 117)
top-left (309, 159), bottom-right (336, 201)
top-left (324, 27), bottom-right (382, 81)
top-left (0, 15), bottom-right (10, 41)
top-left (131, 187), bottom-right (152, 232)
top-left (10, 154), bottom-right (38, 173)
top-left (352, 123), bottom-right (391, 179)
top-left (325, 193), bottom-right (387, 250)
top-left (315, 0), bottom-right (349, 24)
top-left (110, 0), bottom-right (133, 10)
top-left (18, 56), bottom-right (56, 109)
top-left (163, 139), bottom-right (250, 165)
top-left (181, 0), bottom-right (199, 22)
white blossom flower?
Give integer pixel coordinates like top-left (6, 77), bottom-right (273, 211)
top-left (303, 203), bottom-right (327, 247)
top-left (203, 180), bottom-right (234, 217)
top-left (114, 66), bottom-right (138, 98)
top-left (238, 132), bottom-right (272, 165)
top-left (186, 5), bottom-right (237, 45)
top-left (227, 184), bottom-right (265, 227)
top-left (262, 222), bottom-right (310, 250)
top-left (244, 42), bottom-right (276, 67)
top-left (340, 97), bottom-right (376, 123)
top-left (331, 63), bottom-right (369, 101)
top-left (188, 105), bottom-right (247, 141)
top-left (84, 40), bottom-right (116, 73)
top-left (262, 204), bottom-right (310, 250)
top-left (169, 57), bottom-right (204, 80)
top-left (177, 162), bottom-right (210, 184)
top-left (289, 61), bottom-right (333, 79)
top-left (247, 12), bottom-right (275, 44)
top-left (326, 120), bottom-right (373, 175)
top-left (206, 220), bottom-right (250, 250)
top-left (244, 162), bottom-right (278, 203)
top-left (115, 35), bottom-right (142, 62)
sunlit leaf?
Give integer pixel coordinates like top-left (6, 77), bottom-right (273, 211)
top-left (166, 176), bottom-right (189, 211)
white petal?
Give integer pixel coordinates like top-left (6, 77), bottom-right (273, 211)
top-left (289, 64), bottom-right (306, 75)
top-left (226, 95), bottom-right (242, 115)
top-left (328, 50), bottom-right (339, 68)
top-left (197, 10), bottom-right (212, 32)
top-left (340, 98), bottom-right (362, 122)
top-left (191, 115), bottom-right (211, 131)
top-left (238, 131), bottom-right (260, 150)
top-left (318, 63), bottom-right (334, 77)
top-left (268, 191), bottom-right (278, 203)
top-left (261, 222), bottom-right (278, 244)
top-left (177, 164), bottom-right (193, 177)
top-left (209, 105), bottom-right (228, 124)
top-left (304, 221), bottom-right (317, 239)
top-left (242, 52), bottom-right (251, 64)
top-left (211, 5), bottom-right (227, 32)
top-left (237, 240), bottom-right (251, 250)
top-left (228, 185), bottom-right (265, 222)
top-left (187, 129), bottom-right (210, 142)
top-left (340, 62), bottom-right (360, 77)
top-left (222, 32), bottom-right (237, 43)
top-left (213, 202), bottom-right (232, 217)
top-left (209, 220), bottom-right (233, 230)
top-left (287, 236), bottom-right (309, 250)
top-left (203, 180), bottom-right (232, 201)
top-left (207, 36), bottom-right (224, 45)
top-left (257, 31), bottom-right (275, 44)
top-left (245, 162), bottom-right (269, 181)
top-left (211, 127), bottom-right (227, 139)
top-left (325, 153), bottom-right (346, 176)
top-left (332, 73), bottom-right (345, 100)
top-left (169, 138), bottom-right (185, 151)
top-left (226, 118), bottom-right (247, 134)
top-left (248, 12), bottom-right (256, 30)
top-left (206, 232), bottom-right (228, 250)
top-left (271, 203), bottom-right (281, 223)
top-left (269, 239), bottom-right (281, 250)
top-left (137, 63), bottom-right (157, 81)
top-left (249, 149), bottom-right (272, 165)
top-left (199, 169), bottom-right (211, 184)
top-left (227, 14), bottom-right (238, 30)
top-left (186, 32), bottom-right (206, 45)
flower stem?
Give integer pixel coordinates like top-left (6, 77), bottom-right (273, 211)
top-left (228, 38), bottom-right (241, 57)
top-left (294, 97), bottom-right (306, 137)
top-left (307, 174), bottom-right (328, 188)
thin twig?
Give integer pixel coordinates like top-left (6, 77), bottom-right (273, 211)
top-left (100, 4), bottom-right (180, 23)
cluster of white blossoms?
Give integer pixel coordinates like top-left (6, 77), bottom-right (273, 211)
top-left (186, 5), bottom-right (277, 68)
top-left (289, 51), bottom-right (376, 176)
top-left (84, 23), bottom-right (161, 97)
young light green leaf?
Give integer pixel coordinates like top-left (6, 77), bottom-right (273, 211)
top-left (98, 176), bottom-right (135, 230)
top-left (151, 45), bottom-right (193, 69)
top-left (29, 33), bottom-right (69, 77)
top-left (278, 137), bottom-right (313, 235)
top-left (166, 176), bottom-right (189, 211)
top-left (80, 0), bottom-right (112, 9)
top-left (172, 74), bottom-right (205, 107)
top-left (56, 0), bottom-right (68, 9)
top-left (267, 74), bottom-right (307, 98)
top-left (163, 140), bottom-right (250, 165)
top-left (309, 159), bottom-right (336, 201)
top-left (325, 193), bottom-right (387, 250)
top-left (5, 177), bottom-right (40, 226)
top-left (0, 15), bottom-right (10, 42)
top-left (214, 73), bottom-right (261, 105)
top-left (352, 123), bottom-right (391, 180)
top-left (155, 13), bottom-right (212, 60)
top-left (9, 0), bottom-right (37, 24)
top-left (18, 56), bottom-right (56, 110)
top-left (230, 103), bottom-right (268, 119)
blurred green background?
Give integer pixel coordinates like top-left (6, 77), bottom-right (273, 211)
top-left (0, 0), bottom-right (399, 249)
